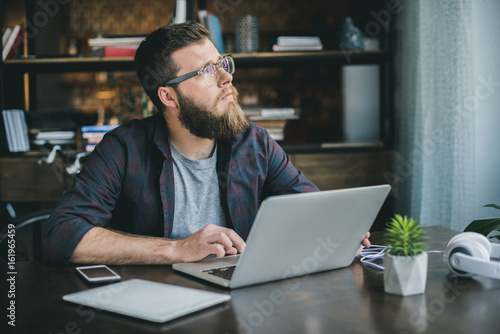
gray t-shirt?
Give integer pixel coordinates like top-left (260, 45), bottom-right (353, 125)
top-left (168, 141), bottom-right (227, 239)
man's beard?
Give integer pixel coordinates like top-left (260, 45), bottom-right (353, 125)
top-left (175, 86), bottom-right (249, 140)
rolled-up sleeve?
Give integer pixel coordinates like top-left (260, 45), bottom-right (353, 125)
top-left (42, 133), bottom-right (125, 264)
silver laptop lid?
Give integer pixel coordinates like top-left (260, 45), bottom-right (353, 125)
top-left (228, 184), bottom-right (391, 288)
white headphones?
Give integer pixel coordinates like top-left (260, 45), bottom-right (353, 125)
top-left (443, 232), bottom-right (500, 279)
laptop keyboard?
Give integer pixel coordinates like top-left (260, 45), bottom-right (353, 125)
top-left (203, 265), bottom-right (236, 280)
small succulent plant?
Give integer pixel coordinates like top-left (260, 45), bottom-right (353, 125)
top-left (385, 214), bottom-right (427, 257)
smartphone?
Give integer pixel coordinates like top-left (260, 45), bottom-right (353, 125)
top-left (76, 265), bottom-right (121, 284)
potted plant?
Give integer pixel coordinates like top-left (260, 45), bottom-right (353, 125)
top-left (383, 214), bottom-right (428, 296)
top-left (464, 204), bottom-right (500, 240)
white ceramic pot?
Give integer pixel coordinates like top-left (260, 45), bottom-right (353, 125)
top-left (383, 252), bottom-right (428, 296)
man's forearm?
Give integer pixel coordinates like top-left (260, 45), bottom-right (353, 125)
top-left (69, 227), bottom-right (181, 265)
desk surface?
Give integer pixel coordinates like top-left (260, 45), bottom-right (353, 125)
top-left (3, 226), bottom-right (500, 334)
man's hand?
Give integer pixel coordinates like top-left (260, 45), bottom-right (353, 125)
top-left (356, 232), bottom-right (371, 256)
top-left (173, 224), bottom-right (247, 263)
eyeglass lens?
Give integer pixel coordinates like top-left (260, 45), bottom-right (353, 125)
top-left (202, 56), bottom-right (234, 84)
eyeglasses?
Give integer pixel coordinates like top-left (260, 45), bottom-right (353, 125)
top-left (163, 55), bottom-right (235, 86)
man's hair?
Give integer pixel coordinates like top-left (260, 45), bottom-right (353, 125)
top-left (134, 21), bottom-right (210, 112)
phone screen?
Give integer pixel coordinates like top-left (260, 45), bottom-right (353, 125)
top-left (76, 265), bottom-right (121, 283)
top-left (79, 266), bottom-right (117, 278)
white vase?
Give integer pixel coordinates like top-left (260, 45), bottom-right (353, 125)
top-left (383, 252), bottom-right (428, 296)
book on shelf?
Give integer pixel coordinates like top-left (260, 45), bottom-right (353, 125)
top-left (264, 127), bottom-right (285, 141)
top-left (272, 36), bottom-right (323, 52)
top-left (2, 27), bottom-right (13, 47)
top-left (172, 0), bottom-right (187, 23)
top-left (244, 107), bottom-right (301, 142)
top-left (244, 107), bottom-right (300, 121)
top-left (272, 44), bottom-right (323, 52)
top-left (2, 109), bottom-right (30, 152)
top-left (277, 36), bottom-right (322, 46)
top-left (172, 0), bottom-right (194, 23)
top-left (251, 119), bottom-right (287, 128)
top-left (23, 109), bottom-right (79, 149)
top-left (103, 46), bottom-right (137, 57)
top-left (29, 130), bottom-right (76, 148)
top-left (204, 13), bottom-right (225, 54)
top-left (2, 24), bottom-right (25, 61)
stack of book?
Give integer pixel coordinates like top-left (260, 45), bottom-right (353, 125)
top-left (2, 109), bottom-right (30, 152)
top-left (2, 24), bottom-right (25, 61)
top-left (244, 107), bottom-right (300, 141)
top-left (88, 36), bottom-right (145, 57)
top-left (30, 131), bottom-right (75, 147)
top-left (26, 109), bottom-right (78, 150)
top-left (81, 125), bottom-right (119, 151)
top-left (272, 36), bottom-right (323, 52)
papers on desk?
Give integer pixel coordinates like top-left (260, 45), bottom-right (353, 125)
top-left (63, 279), bottom-right (230, 323)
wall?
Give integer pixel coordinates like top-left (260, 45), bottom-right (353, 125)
top-left (472, 0), bottom-right (500, 220)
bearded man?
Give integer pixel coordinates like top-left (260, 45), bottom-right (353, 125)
top-left (43, 21), bottom-right (369, 265)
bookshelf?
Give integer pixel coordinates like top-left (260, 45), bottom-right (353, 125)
top-left (2, 50), bottom-right (388, 72)
top-left (0, 0), bottom-right (395, 218)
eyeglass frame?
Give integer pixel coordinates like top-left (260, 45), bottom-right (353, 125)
top-left (162, 54), bottom-right (234, 86)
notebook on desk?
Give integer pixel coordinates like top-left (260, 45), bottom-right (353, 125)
top-left (173, 184), bottom-right (391, 289)
top-left (63, 279), bottom-right (231, 323)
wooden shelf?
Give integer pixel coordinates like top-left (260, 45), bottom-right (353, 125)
top-left (282, 141), bottom-right (386, 154)
top-left (2, 50), bottom-right (389, 73)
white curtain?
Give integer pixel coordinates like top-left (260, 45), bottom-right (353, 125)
top-left (393, 0), bottom-right (475, 230)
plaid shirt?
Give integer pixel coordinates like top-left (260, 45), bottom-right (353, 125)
top-left (43, 112), bottom-right (319, 263)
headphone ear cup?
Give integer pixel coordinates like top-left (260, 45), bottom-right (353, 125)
top-left (444, 232), bottom-right (491, 277)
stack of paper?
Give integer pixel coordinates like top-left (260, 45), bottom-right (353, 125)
top-left (273, 36), bottom-right (323, 52)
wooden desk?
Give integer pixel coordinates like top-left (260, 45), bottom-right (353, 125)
top-left (3, 227), bottom-right (499, 333)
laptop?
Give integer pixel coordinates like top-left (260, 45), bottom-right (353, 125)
top-left (173, 184), bottom-right (391, 289)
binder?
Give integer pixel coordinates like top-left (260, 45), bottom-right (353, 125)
top-left (2, 109), bottom-right (30, 152)
top-left (204, 14), bottom-right (225, 53)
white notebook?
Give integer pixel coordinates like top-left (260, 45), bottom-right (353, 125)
top-left (63, 279), bottom-right (231, 323)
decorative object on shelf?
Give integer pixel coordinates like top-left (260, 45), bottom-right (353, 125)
top-left (383, 214), bottom-right (428, 296)
top-left (336, 17), bottom-right (364, 51)
top-left (464, 204), bottom-right (500, 240)
top-left (235, 15), bottom-right (259, 53)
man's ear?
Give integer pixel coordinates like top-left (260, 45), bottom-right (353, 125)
top-left (158, 86), bottom-right (178, 109)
